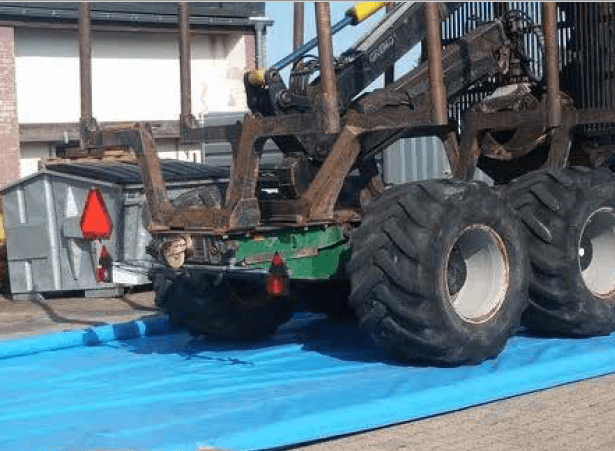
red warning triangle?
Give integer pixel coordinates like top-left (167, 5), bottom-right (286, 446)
top-left (80, 188), bottom-right (113, 239)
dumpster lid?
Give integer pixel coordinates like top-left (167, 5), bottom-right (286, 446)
top-left (45, 160), bottom-right (230, 185)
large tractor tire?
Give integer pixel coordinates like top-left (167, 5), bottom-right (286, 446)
top-left (348, 179), bottom-right (529, 365)
top-left (152, 271), bottom-right (294, 340)
top-left (295, 279), bottom-right (355, 319)
top-left (507, 167), bottom-right (615, 336)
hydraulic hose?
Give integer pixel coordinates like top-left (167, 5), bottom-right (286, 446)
top-left (270, 2), bottom-right (390, 71)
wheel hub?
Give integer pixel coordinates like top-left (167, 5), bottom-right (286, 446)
top-left (578, 207), bottom-right (615, 298)
top-left (447, 246), bottom-right (467, 296)
top-left (445, 225), bottom-right (510, 324)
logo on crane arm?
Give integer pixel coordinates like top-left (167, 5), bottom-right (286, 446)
top-left (368, 35), bottom-right (397, 65)
top-left (80, 188), bottom-right (113, 240)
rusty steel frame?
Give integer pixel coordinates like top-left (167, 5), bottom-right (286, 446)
top-left (223, 105), bottom-right (447, 229)
top-left (452, 108), bottom-right (615, 179)
top-left (97, 124), bottom-right (173, 228)
top-left (71, 2), bottom-right (615, 235)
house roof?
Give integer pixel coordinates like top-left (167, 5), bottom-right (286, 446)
top-left (0, 2), bottom-right (269, 30)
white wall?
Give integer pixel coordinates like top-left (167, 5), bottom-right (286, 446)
top-left (14, 28), bottom-right (248, 123)
top-left (14, 27), bottom-right (250, 177)
top-left (19, 142), bottom-right (51, 177)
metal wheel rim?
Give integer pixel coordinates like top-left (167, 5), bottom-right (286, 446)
top-left (445, 224), bottom-right (510, 324)
top-left (578, 207), bottom-right (615, 298)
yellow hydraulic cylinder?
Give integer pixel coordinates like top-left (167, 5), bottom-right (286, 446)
top-left (346, 2), bottom-right (390, 25)
top-left (246, 69), bottom-right (267, 87)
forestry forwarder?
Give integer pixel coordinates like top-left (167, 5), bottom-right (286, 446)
top-left (76, 2), bottom-right (615, 364)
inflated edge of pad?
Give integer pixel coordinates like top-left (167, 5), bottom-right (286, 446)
top-left (0, 316), bottom-right (175, 360)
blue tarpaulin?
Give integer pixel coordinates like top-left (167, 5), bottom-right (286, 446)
top-left (2, 312), bottom-right (615, 451)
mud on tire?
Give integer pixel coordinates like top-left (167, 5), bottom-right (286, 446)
top-left (348, 179), bottom-right (529, 365)
top-left (153, 271), bottom-right (294, 340)
top-left (507, 167), bottom-right (615, 336)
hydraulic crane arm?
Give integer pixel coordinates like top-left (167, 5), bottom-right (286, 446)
top-left (246, 2), bottom-right (462, 117)
top-left (356, 19), bottom-right (510, 160)
top-left (314, 2), bottom-right (463, 111)
top-left (271, 2), bottom-right (391, 72)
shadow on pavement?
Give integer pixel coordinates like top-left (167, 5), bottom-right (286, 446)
top-left (30, 296), bottom-right (108, 328)
top-left (113, 311), bottom-right (411, 367)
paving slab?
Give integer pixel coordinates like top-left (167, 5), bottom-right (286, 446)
top-left (0, 289), bottom-right (159, 340)
top-left (289, 373), bottom-right (615, 451)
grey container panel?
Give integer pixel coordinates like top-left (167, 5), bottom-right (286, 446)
top-left (201, 140), bottom-right (284, 168)
top-left (121, 197), bottom-right (150, 264)
top-left (47, 160), bottom-right (230, 185)
top-left (1, 160), bottom-right (262, 296)
top-left (200, 141), bottom-right (233, 167)
top-left (383, 136), bottom-right (493, 186)
top-left (51, 175), bottom-right (123, 291)
top-left (4, 176), bottom-right (55, 293)
top-left (383, 136), bottom-right (451, 185)
top-left (2, 173), bottom-right (122, 294)
top-left (2, 176), bottom-right (49, 229)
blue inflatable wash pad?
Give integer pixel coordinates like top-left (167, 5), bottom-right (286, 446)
top-left (1, 312), bottom-right (615, 451)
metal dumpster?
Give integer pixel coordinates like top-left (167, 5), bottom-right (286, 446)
top-left (0, 160), bottom-right (229, 300)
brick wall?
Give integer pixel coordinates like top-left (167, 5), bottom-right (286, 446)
top-left (244, 33), bottom-right (256, 69)
top-left (0, 27), bottom-right (19, 188)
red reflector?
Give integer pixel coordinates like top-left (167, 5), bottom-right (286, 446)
top-left (266, 276), bottom-right (285, 297)
top-left (96, 245), bottom-right (112, 283)
top-left (96, 267), bottom-right (108, 283)
top-left (272, 252), bottom-right (284, 267)
top-left (80, 188), bottom-right (113, 239)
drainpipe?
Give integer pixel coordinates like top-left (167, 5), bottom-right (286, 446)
top-left (250, 17), bottom-right (270, 68)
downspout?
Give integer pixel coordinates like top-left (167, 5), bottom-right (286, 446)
top-left (250, 17), bottom-right (271, 68)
